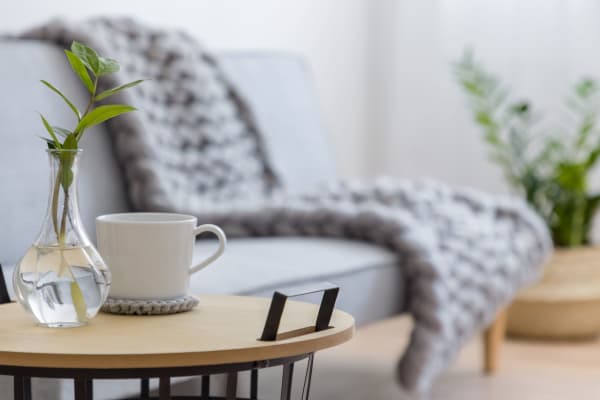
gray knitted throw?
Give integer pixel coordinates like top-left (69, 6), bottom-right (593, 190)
top-left (23, 18), bottom-right (552, 393)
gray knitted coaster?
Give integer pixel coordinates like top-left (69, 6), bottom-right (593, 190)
top-left (101, 295), bottom-right (199, 315)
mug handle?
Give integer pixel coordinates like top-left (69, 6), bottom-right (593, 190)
top-left (190, 224), bottom-right (227, 274)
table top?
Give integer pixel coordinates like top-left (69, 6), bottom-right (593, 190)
top-left (0, 295), bottom-right (354, 369)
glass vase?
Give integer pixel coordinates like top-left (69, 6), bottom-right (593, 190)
top-left (13, 149), bottom-right (111, 327)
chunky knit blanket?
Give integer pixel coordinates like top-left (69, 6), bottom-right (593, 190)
top-left (23, 18), bottom-right (552, 393)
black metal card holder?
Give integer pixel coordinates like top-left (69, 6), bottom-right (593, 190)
top-left (0, 263), bottom-right (11, 304)
top-left (259, 282), bottom-right (340, 341)
top-left (257, 282), bottom-right (340, 400)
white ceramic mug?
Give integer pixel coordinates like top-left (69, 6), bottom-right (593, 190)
top-left (96, 213), bottom-right (226, 299)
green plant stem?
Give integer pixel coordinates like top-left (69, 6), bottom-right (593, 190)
top-left (51, 160), bottom-right (69, 246)
top-left (52, 157), bottom-right (87, 320)
top-left (51, 167), bottom-right (61, 239)
top-left (59, 187), bottom-right (69, 245)
top-left (76, 77), bottom-right (98, 142)
top-left (51, 164), bottom-right (65, 279)
top-left (84, 80), bottom-right (97, 114)
top-left (570, 195), bottom-right (585, 246)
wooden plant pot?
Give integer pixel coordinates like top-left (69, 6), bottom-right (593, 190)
top-left (507, 246), bottom-right (600, 340)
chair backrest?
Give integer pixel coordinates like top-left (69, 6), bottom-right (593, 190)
top-left (218, 51), bottom-right (338, 192)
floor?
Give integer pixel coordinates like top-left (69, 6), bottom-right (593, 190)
top-left (304, 316), bottom-right (600, 400)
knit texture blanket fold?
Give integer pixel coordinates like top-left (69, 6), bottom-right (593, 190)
top-left (22, 17), bottom-right (552, 393)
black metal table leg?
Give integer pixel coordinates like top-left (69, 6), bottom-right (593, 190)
top-left (280, 363), bottom-right (294, 400)
top-left (86, 379), bottom-right (93, 400)
top-left (140, 378), bottom-right (150, 399)
top-left (159, 376), bottom-right (170, 400)
top-left (301, 354), bottom-right (315, 400)
top-left (250, 369), bottom-right (258, 400)
top-left (2, 353), bottom-right (318, 400)
top-left (13, 375), bottom-right (23, 400)
top-left (74, 377), bottom-right (92, 400)
top-left (14, 375), bottom-right (31, 400)
top-left (226, 372), bottom-right (237, 399)
top-left (201, 375), bottom-right (210, 399)
top-left (24, 376), bottom-right (32, 400)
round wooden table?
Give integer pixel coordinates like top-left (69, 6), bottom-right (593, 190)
top-left (0, 291), bottom-right (354, 400)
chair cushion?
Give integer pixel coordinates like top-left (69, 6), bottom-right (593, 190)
top-left (192, 237), bottom-right (405, 325)
top-left (193, 237), bottom-right (394, 293)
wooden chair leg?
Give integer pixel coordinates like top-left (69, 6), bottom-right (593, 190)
top-left (483, 309), bottom-right (507, 374)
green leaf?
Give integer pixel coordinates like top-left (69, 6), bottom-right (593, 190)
top-left (40, 80), bottom-right (80, 119)
top-left (75, 104), bottom-right (136, 139)
top-left (39, 113), bottom-right (61, 149)
top-left (484, 133), bottom-right (500, 146)
top-left (63, 133), bottom-right (78, 150)
top-left (475, 111), bottom-right (493, 127)
top-left (65, 50), bottom-right (95, 93)
top-left (38, 136), bottom-right (57, 149)
top-left (60, 158), bottom-right (74, 191)
top-left (576, 79), bottom-right (597, 99)
top-left (585, 144), bottom-right (600, 169)
top-left (52, 126), bottom-right (71, 138)
top-left (462, 80), bottom-right (483, 96)
top-left (576, 116), bottom-right (595, 149)
top-left (95, 80), bottom-right (145, 101)
top-left (57, 148), bottom-right (76, 191)
top-left (583, 193), bottom-right (600, 240)
top-left (509, 101), bottom-right (530, 115)
top-left (71, 41), bottom-right (100, 74)
top-left (96, 57), bottom-right (120, 76)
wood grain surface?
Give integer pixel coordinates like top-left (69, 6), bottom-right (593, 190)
top-left (0, 295), bottom-right (354, 369)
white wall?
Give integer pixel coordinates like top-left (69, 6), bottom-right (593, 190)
top-left (4, 1), bottom-right (600, 191)
top-left (367, 0), bottom-right (600, 194)
top-left (0, 0), bottom-right (370, 178)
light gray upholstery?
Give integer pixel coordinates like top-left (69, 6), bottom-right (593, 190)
top-left (219, 52), bottom-right (338, 192)
top-left (0, 38), bottom-right (405, 400)
top-left (193, 237), bottom-right (405, 325)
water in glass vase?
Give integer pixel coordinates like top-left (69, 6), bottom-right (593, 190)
top-left (14, 149), bottom-right (111, 327)
top-left (15, 245), bottom-right (111, 328)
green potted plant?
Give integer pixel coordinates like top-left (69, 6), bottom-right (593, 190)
top-left (455, 51), bottom-right (600, 339)
top-left (13, 41), bottom-right (144, 327)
